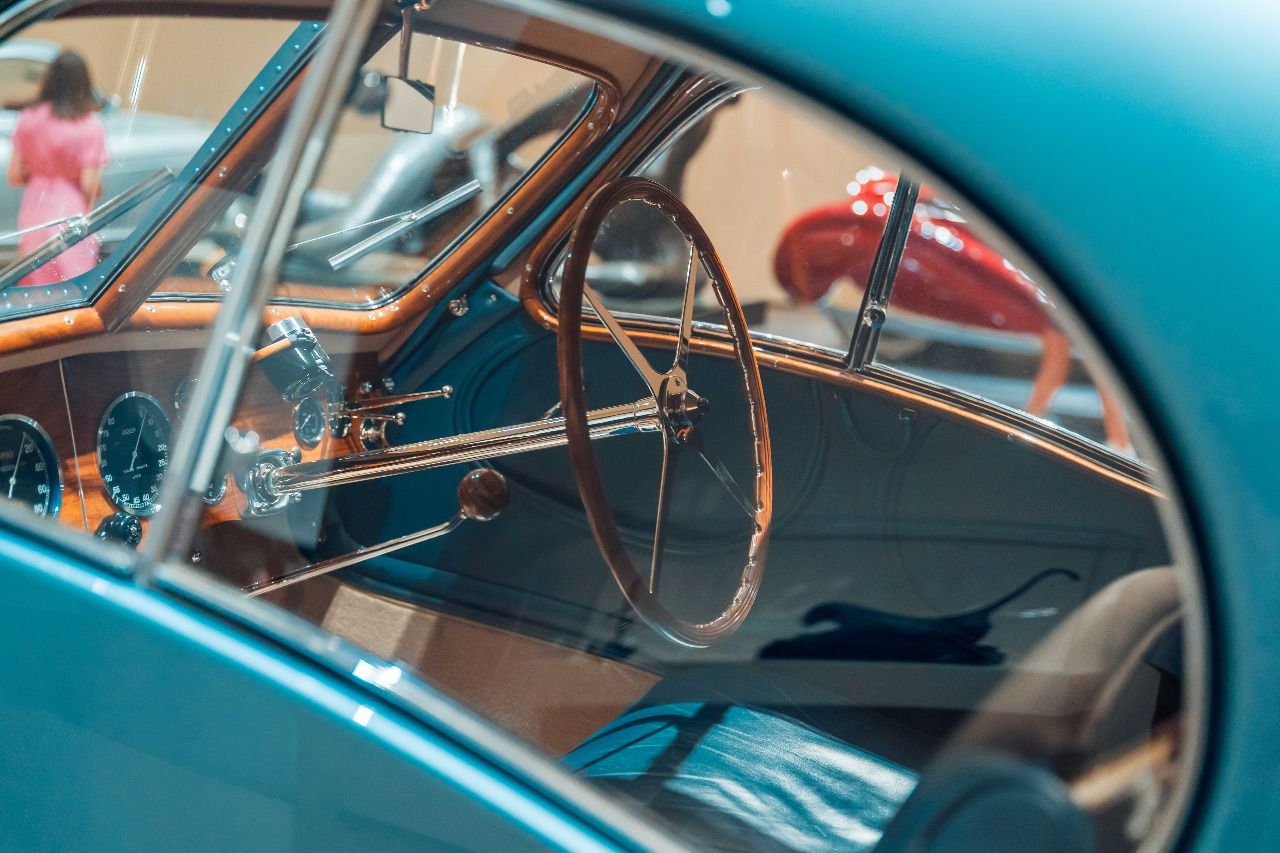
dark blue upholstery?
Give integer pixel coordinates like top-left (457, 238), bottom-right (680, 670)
top-left (564, 670), bottom-right (919, 851)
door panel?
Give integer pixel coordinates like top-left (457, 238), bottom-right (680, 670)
top-left (337, 308), bottom-right (1166, 675)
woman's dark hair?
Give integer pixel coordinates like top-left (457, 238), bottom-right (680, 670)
top-left (38, 51), bottom-right (98, 119)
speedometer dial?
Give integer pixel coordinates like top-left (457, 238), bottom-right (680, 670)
top-left (97, 392), bottom-right (172, 517)
top-left (0, 415), bottom-right (61, 518)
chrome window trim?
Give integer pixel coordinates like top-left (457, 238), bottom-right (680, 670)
top-left (535, 301), bottom-right (1158, 491)
top-left (860, 363), bottom-right (1155, 481)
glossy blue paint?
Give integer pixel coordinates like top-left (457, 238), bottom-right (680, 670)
top-left (561, 0), bottom-right (1280, 846)
top-left (0, 0), bottom-right (1266, 847)
top-left (0, 525), bottom-right (618, 852)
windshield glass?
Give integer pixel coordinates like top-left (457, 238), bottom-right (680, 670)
top-left (0, 15), bottom-right (304, 319)
top-left (154, 25), bottom-right (594, 307)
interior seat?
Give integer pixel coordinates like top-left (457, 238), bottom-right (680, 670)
top-left (563, 568), bottom-right (1183, 851)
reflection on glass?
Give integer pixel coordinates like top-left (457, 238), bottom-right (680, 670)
top-left (153, 28), bottom-right (594, 307)
top-left (0, 16), bottom-right (301, 318)
top-left (775, 171), bottom-right (1133, 452)
top-left (154, 10), bottom-right (1192, 853)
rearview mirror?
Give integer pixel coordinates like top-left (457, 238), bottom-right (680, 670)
top-left (381, 77), bottom-right (435, 134)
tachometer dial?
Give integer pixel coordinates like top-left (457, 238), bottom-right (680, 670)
top-left (0, 415), bottom-right (61, 518)
top-left (97, 392), bottom-right (171, 517)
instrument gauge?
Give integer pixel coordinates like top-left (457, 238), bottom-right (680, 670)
top-left (97, 392), bottom-right (172, 517)
top-left (203, 473), bottom-right (228, 506)
top-left (292, 397), bottom-right (326, 449)
top-left (0, 415), bottom-right (61, 518)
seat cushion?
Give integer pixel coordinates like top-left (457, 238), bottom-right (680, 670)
top-left (564, 693), bottom-right (918, 851)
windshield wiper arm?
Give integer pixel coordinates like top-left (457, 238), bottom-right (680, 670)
top-left (208, 179), bottom-right (483, 288)
top-left (327, 179), bottom-right (481, 271)
top-left (0, 167), bottom-right (176, 289)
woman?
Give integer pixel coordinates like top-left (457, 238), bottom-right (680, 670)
top-left (6, 50), bottom-right (108, 286)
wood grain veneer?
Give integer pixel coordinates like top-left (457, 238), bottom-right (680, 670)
top-left (56, 348), bottom-right (369, 553)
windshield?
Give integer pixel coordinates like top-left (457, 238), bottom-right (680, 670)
top-left (155, 26), bottom-right (594, 307)
top-left (0, 16), bottom-right (306, 320)
top-left (0, 17), bottom-right (593, 319)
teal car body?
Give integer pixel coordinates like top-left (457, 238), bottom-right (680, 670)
top-left (0, 0), bottom-right (1275, 849)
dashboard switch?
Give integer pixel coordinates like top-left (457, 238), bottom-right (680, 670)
top-left (95, 512), bottom-right (143, 548)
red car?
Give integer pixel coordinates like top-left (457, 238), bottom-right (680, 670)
top-left (774, 172), bottom-right (1129, 448)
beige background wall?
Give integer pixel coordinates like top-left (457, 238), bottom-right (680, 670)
top-left (20, 15), bottom-right (898, 315)
top-left (679, 91), bottom-right (897, 304)
top-left (26, 17), bottom-right (297, 122)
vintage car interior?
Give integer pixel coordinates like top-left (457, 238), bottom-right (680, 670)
top-left (0, 0), bottom-right (1204, 850)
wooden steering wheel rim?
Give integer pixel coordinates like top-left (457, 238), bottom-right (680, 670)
top-left (557, 176), bottom-right (773, 648)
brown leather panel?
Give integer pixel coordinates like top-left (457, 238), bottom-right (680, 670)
top-left (277, 575), bottom-right (658, 756)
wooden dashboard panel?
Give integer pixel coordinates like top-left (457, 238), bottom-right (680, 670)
top-left (0, 361), bottom-right (88, 533)
top-left (0, 346), bottom-right (368, 571)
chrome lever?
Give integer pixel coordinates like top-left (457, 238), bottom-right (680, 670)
top-left (356, 412), bottom-right (407, 425)
top-left (339, 385), bottom-right (452, 416)
top-left (243, 469), bottom-right (509, 596)
top-left (330, 384), bottom-right (452, 447)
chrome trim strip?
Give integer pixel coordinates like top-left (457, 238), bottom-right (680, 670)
top-left (244, 514), bottom-right (465, 596)
top-left (543, 304), bottom-right (1155, 489)
top-left (266, 397), bottom-right (661, 496)
top-left (860, 364), bottom-right (1156, 484)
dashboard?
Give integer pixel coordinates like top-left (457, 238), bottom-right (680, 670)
top-left (0, 343), bottom-right (368, 577)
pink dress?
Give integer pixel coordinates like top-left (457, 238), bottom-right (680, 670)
top-left (11, 102), bottom-right (109, 286)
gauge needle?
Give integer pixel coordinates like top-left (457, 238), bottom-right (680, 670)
top-left (125, 412), bottom-right (146, 474)
top-left (7, 436), bottom-right (25, 499)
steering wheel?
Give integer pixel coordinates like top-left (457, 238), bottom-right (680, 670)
top-left (557, 176), bottom-right (773, 648)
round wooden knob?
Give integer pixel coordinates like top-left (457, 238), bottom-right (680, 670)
top-left (457, 468), bottom-right (510, 522)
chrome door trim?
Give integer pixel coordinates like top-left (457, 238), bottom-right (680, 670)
top-left (539, 304), bottom-right (1158, 494)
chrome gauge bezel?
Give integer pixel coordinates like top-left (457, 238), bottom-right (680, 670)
top-left (292, 396), bottom-right (326, 449)
top-left (202, 473), bottom-right (228, 506)
top-left (0, 414), bottom-right (62, 519)
top-left (96, 391), bottom-right (173, 518)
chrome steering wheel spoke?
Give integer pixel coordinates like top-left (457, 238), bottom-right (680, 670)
top-left (649, 436), bottom-right (681, 594)
top-left (671, 242), bottom-right (698, 383)
top-left (583, 283), bottom-right (664, 397)
top-left (688, 430), bottom-right (756, 522)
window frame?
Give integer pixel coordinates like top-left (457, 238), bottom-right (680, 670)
top-left (527, 77), bottom-right (1157, 495)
